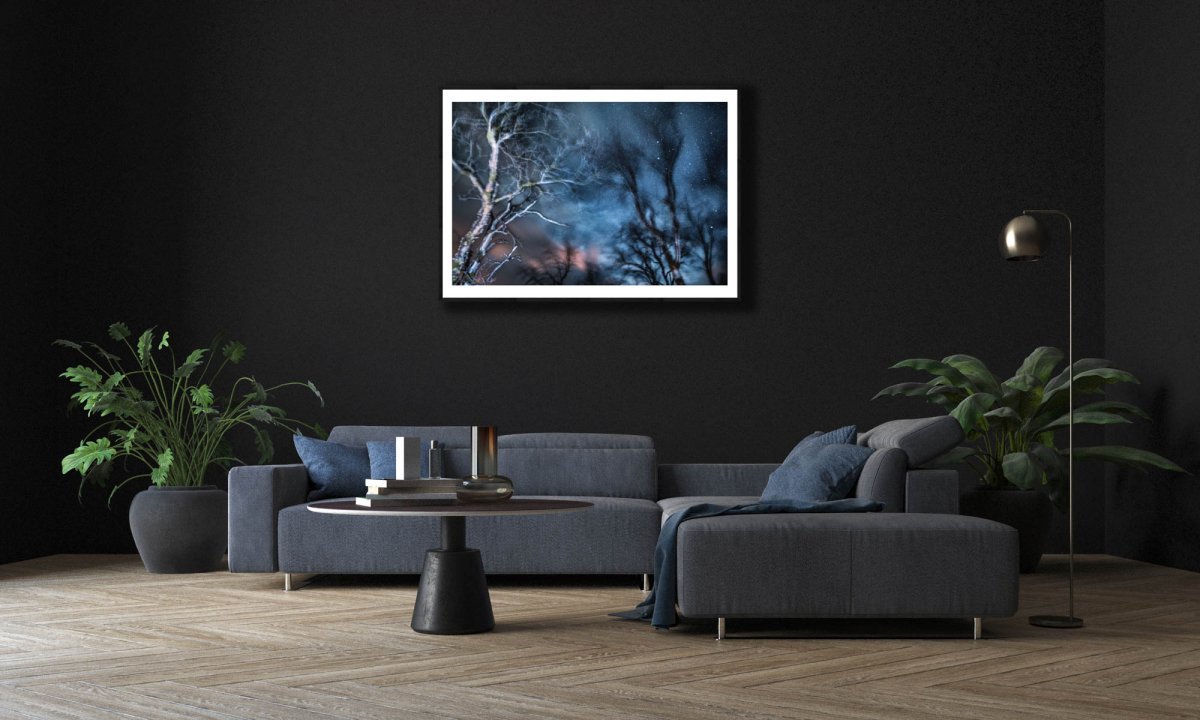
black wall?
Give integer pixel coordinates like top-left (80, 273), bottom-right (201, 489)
top-left (1104, 1), bottom-right (1200, 572)
top-left (6, 1), bottom-right (1107, 563)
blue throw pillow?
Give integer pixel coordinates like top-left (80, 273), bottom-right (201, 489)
top-left (294, 435), bottom-right (370, 501)
top-left (366, 440), bottom-right (430, 479)
top-left (761, 426), bottom-right (874, 503)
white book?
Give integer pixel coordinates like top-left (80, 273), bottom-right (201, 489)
top-left (395, 437), bottom-right (421, 480)
top-left (364, 478), bottom-right (460, 491)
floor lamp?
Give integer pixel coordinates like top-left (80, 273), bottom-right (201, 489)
top-left (999, 210), bottom-right (1084, 629)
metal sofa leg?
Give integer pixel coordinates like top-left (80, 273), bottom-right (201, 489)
top-left (973, 617), bottom-right (982, 639)
top-left (717, 617), bottom-right (726, 641)
top-left (284, 573), bottom-right (318, 591)
top-left (642, 574), bottom-right (652, 592)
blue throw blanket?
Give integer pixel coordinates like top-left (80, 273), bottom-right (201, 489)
top-left (612, 498), bottom-right (883, 629)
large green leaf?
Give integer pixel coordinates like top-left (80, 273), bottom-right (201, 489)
top-left (949, 393), bottom-right (997, 433)
top-left (924, 383), bottom-right (967, 409)
top-left (1032, 367), bottom-right (1141, 431)
top-left (984, 406), bottom-right (1021, 423)
top-left (1044, 358), bottom-right (1115, 396)
top-left (62, 365), bottom-right (103, 389)
top-left (108, 322), bottom-right (131, 341)
top-left (942, 354), bottom-right (1001, 395)
top-left (174, 348), bottom-right (207, 379)
top-left (111, 427), bottom-right (140, 452)
top-left (136, 329), bottom-right (155, 365)
top-left (1014, 346), bottom-right (1064, 385)
top-left (872, 382), bottom-right (934, 400)
top-left (1028, 442), bottom-right (1064, 478)
top-left (890, 358), bottom-right (973, 390)
top-left (306, 380), bottom-right (324, 408)
top-left (222, 341), bottom-right (246, 364)
top-left (246, 405), bottom-right (275, 424)
top-left (1035, 410), bottom-right (1134, 433)
top-left (62, 438), bottom-right (116, 477)
top-left (1002, 452), bottom-right (1041, 490)
top-left (63, 367), bottom-right (125, 415)
top-left (150, 448), bottom-right (174, 485)
top-left (1072, 446), bottom-right (1189, 474)
top-left (1072, 400), bottom-right (1150, 420)
top-left (189, 384), bottom-right (214, 412)
top-left (1001, 373), bottom-right (1040, 394)
top-left (253, 428), bottom-right (274, 465)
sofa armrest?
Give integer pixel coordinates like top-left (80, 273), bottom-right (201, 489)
top-left (228, 464), bottom-right (309, 572)
top-left (905, 469), bottom-right (959, 514)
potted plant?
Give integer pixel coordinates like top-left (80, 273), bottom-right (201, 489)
top-left (58, 323), bottom-right (323, 573)
top-left (874, 347), bottom-right (1185, 572)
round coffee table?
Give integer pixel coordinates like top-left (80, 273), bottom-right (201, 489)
top-left (307, 498), bottom-right (592, 635)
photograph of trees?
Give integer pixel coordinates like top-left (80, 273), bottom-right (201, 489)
top-left (444, 90), bottom-right (736, 298)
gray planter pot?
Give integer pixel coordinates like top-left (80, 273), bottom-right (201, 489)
top-left (129, 485), bottom-right (227, 573)
top-left (960, 487), bottom-right (1053, 573)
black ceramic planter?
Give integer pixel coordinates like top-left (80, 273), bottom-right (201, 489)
top-left (129, 485), bottom-right (228, 573)
top-left (960, 488), bottom-right (1054, 573)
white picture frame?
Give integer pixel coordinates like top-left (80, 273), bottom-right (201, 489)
top-left (443, 89), bottom-right (738, 300)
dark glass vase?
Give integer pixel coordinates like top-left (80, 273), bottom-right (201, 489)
top-left (457, 425), bottom-right (514, 503)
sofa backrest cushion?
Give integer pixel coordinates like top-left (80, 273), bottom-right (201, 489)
top-left (657, 464), bottom-right (777, 498)
top-left (327, 425), bottom-right (471, 449)
top-left (500, 433), bottom-right (653, 450)
top-left (491, 433), bottom-right (656, 498)
top-left (856, 416), bottom-right (963, 467)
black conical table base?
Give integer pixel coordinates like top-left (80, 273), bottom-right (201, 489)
top-left (411, 516), bottom-right (494, 635)
top-left (412, 548), bottom-right (494, 634)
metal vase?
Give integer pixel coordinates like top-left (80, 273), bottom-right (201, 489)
top-left (457, 425), bottom-right (513, 502)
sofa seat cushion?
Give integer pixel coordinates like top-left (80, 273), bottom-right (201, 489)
top-left (278, 495), bottom-right (661, 575)
top-left (657, 496), bottom-right (761, 526)
top-left (674, 513), bottom-right (1018, 619)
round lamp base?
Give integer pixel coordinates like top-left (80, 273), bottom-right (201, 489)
top-left (1029, 614), bottom-right (1084, 629)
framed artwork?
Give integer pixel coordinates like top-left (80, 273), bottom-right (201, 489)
top-left (443, 89), bottom-right (738, 299)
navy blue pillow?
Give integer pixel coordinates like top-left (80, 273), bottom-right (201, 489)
top-left (294, 435), bottom-right (370, 501)
top-left (761, 426), bottom-right (874, 503)
top-left (366, 440), bottom-right (430, 479)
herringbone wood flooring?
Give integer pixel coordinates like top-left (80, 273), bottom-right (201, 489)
top-left (1, 554), bottom-right (1198, 719)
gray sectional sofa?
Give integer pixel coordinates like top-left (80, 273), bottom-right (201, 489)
top-left (228, 418), bottom-right (1018, 635)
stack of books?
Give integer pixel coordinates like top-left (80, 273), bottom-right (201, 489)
top-left (354, 477), bottom-right (461, 507)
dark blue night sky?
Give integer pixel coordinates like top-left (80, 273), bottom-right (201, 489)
top-left (451, 101), bottom-right (728, 286)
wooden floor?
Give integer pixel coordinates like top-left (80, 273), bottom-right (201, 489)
top-left (1, 555), bottom-right (1198, 719)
